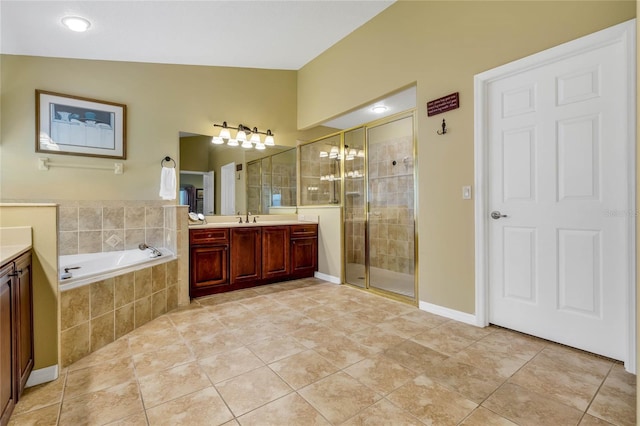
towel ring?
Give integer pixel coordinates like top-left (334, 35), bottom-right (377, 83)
top-left (161, 156), bottom-right (176, 168)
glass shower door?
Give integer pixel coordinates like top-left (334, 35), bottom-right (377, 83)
top-left (366, 115), bottom-right (415, 298)
top-left (343, 128), bottom-right (366, 287)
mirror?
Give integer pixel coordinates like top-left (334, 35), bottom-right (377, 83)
top-left (179, 133), bottom-right (297, 215)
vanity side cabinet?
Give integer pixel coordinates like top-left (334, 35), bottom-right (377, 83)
top-left (290, 224), bottom-right (318, 278)
top-left (261, 226), bottom-right (290, 281)
top-left (0, 264), bottom-right (16, 426)
top-left (189, 229), bottom-right (230, 298)
top-left (230, 227), bottom-right (262, 286)
top-left (14, 253), bottom-right (33, 397)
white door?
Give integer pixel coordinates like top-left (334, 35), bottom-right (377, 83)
top-left (482, 22), bottom-right (634, 361)
top-left (221, 162), bottom-right (236, 215)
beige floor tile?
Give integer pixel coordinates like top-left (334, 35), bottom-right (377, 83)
top-left (184, 329), bottom-right (245, 359)
top-left (290, 323), bottom-right (346, 348)
top-left (459, 407), bottom-right (517, 425)
top-left (377, 316), bottom-right (436, 339)
top-left (174, 318), bottom-right (227, 341)
top-left (343, 355), bottom-right (416, 395)
top-left (579, 414), bottom-right (616, 425)
top-left (237, 392), bottom-right (330, 426)
top-left (59, 380), bottom-right (144, 425)
top-left (411, 327), bottom-right (476, 356)
top-left (228, 321), bottom-right (284, 345)
top-left (507, 345), bottom-right (612, 412)
top-left (422, 358), bottom-right (506, 404)
top-left (449, 342), bottom-right (530, 378)
top-left (302, 305), bottom-right (347, 322)
top-left (587, 364), bottom-right (636, 426)
top-left (198, 346), bottom-right (265, 384)
top-left (387, 375), bottom-right (477, 425)
top-left (383, 340), bottom-right (448, 373)
top-left (247, 335), bottom-right (308, 363)
top-left (341, 398), bottom-right (423, 426)
top-left (13, 371), bottom-right (66, 415)
top-left (476, 329), bottom-right (546, 361)
top-left (215, 366), bottom-right (292, 416)
top-left (146, 386), bottom-right (233, 426)
top-left (399, 310), bottom-right (450, 328)
top-left (137, 362), bottom-right (212, 408)
top-left (104, 411), bottom-right (148, 425)
top-left (268, 350), bottom-right (340, 390)
top-left (312, 335), bottom-right (376, 369)
top-left (132, 342), bottom-right (195, 377)
top-left (298, 372), bottom-right (380, 424)
top-left (127, 326), bottom-right (183, 355)
top-left (8, 403), bottom-right (59, 425)
top-left (275, 296), bottom-right (323, 312)
top-left (348, 306), bottom-right (398, 324)
top-left (349, 325), bottom-right (408, 353)
top-left (482, 382), bottom-right (584, 426)
top-left (321, 312), bottom-right (373, 334)
top-left (67, 337), bottom-right (132, 371)
top-left (65, 355), bottom-right (136, 399)
top-left (436, 321), bottom-right (496, 341)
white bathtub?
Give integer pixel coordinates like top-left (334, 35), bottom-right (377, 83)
top-left (59, 248), bottom-right (176, 291)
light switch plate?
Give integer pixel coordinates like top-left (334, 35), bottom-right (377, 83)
top-left (462, 185), bottom-right (472, 200)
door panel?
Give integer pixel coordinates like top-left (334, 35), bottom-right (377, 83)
top-left (487, 29), bottom-right (630, 360)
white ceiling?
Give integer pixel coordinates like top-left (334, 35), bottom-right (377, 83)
top-left (0, 0), bottom-right (394, 70)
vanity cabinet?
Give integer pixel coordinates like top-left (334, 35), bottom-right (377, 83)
top-left (0, 251), bottom-right (33, 426)
top-left (189, 229), bottom-right (230, 298)
top-left (230, 228), bottom-right (262, 286)
top-left (290, 224), bottom-right (318, 277)
top-left (189, 223), bottom-right (318, 298)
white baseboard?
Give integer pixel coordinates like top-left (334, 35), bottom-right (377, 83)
top-left (419, 301), bottom-right (478, 326)
top-left (314, 271), bottom-right (341, 284)
top-left (26, 365), bottom-right (59, 387)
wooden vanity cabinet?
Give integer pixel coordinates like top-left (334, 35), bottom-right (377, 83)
top-left (0, 251), bottom-right (33, 426)
top-left (230, 227), bottom-right (262, 286)
top-left (189, 229), bottom-right (230, 298)
top-left (290, 224), bottom-right (318, 278)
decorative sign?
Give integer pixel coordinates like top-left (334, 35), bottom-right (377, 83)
top-left (427, 92), bottom-right (459, 117)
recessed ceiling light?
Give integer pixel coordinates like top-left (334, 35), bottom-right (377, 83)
top-left (371, 105), bottom-right (388, 113)
top-left (62, 16), bottom-right (91, 32)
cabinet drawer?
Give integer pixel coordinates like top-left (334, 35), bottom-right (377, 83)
top-left (190, 228), bottom-right (229, 245)
top-left (290, 224), bottom-right (317, 237)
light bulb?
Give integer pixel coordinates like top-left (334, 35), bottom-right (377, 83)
top-left (219, 128), bottom-right (231, 139)
top-left (236, 130), bottom-right (247, 142)
top-left (211, 136), bottom-right (224, 145)
top-left (62, 16), bottom-right (91, 32)
top-left (250, 133), bottom-right (261, 144)
top-left (255, 142), bottom-right (266, 150)
top-left (227, 138), bottom-right (239, 147)
top-left (319, 151), bottom-right (328, 158)
top-left (264, 133), bottom-right (275, 146)
top-left (241, 139), bottom-right (253, 148)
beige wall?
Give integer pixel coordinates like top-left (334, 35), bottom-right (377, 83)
top-left (298, 1), bottom-right (636, 314)
top-left (0, 56), bottom-right (298, 201)
top-left (0, 205), bottom-right (58, 369)
top-left (636, 0), bottom-right (638, 406)
top-left (297, 206), bottom-right (342, 280)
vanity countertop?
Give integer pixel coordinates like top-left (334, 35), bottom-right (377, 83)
top-left (188, 220), bottom-right (318, 230)
top-left (0, 227), bottom-right (33, 266)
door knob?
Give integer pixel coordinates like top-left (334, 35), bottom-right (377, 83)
top-left (491, 211), bottom-right (508, 220)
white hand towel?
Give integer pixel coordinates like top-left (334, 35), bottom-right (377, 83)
top-left (159, 166), bottom-right (176, 200)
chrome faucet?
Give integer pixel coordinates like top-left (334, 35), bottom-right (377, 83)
top-left (138, 243), bottom-right (162, 257)
top-left (245, 211), bottom-right (252, 223)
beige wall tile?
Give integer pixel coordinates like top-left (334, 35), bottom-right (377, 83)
top-left (91, 278), bottom-right (115, 318)
top-left (152, 264), bottom-right (167, 292)
top-left (103, 206), bottom-right (125, 230)
top-left (59, 206), bottom-right (78, 232)
top-left (103, 230), bottom-right (125, 252)
top-left (79, 230), bottom-right (102, 254)
top-left (125, 207), bottom-right (146, 229)
top-left (151, 290), bottom-right (167, 319)
top-left (91, 312), bottom-right (115, 352)
top-left (135, 296), bottom-right (152, 328)
top-left (59, 231), bottom-right (79, 256)
top-left (166, 285), bottom-right (179, 312)
top-left (115, 273), bottom-right (135, 308)
top-left (115, 303), bottom-right (135, 339)
top-left (145, 207), bottom-right (164, 228)
top-left (134, 268), bottom-right (152, 300)
top-left (61, 322), bottom-right (91, 367)
top-left (79, 207), bottom-right (102, 231)
top-left (125, 229), bottom-right (145, 250)
top-left (61, 286), bottom-right (90, 330)
top-left (166, 260), bottom-right (178, 286)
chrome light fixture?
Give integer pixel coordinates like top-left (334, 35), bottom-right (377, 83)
top-left (212, 121), bottom-right (275, 150)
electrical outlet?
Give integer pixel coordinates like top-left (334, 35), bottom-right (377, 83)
top-left (462, 185), bottom-right (472, 200)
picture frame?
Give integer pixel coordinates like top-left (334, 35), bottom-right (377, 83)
top-left (196, 188), bottom-right (204, 199)
top-left (36, 90), bottom-right (127, 159)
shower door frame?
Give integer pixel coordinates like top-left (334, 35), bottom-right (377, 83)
top-left (342, 110), bottom-right (419, 305)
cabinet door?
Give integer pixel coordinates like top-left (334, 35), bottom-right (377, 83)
top-left (0, 265), bottom-right (16, 426)
top-left (261, 226), bottom-right (290, 281)
top-left (230, 228), bottom-right (261, 285)
top-left (14, 253), bottom-right (33, 397)
top-left (291, 237), bottom-right (318, 277)
top-left (190, 245), bottom-right (229, 297)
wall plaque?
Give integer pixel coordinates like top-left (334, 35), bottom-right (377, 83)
top-left (427, 92), bottom-right (459, 116)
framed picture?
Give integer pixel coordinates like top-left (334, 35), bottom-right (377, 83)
top-left (196, 188), bottom-right (204, 199)
top-left (36, 90), bottom-right (127, 159)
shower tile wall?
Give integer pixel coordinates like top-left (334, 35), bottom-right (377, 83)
top-left (344, 157), bottom-right (365, 266)
top-left (58, 200), bottom-right (174, 255)
top-left (300, 138), bottom-right (341, 206)
top-left (272, 162), bottom-right (296, 207)
top-left (368, 135), bottom-right (414, 275)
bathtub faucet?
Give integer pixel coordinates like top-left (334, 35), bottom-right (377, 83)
top-left (138, 243), bottom-right (162, 258)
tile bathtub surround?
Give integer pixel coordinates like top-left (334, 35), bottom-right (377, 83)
top-left (57, 200), bottom-right (174, 255)
top-left (22, 279), bottom-right (636, 425)
top-left (59, 260), bottom-right (180, 367)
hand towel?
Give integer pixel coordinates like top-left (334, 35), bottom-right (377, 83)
top-left (159, 166), bottom-right (176, 200)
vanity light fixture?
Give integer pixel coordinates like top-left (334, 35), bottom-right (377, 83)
top-left (213, 121), bottom-right (275, 150)
top-left (371, 105), bottom-right (388, 113)
top-left (62, 16), bottom-right (91, 32)
top-left (211, 136), bottom-right (224, 145)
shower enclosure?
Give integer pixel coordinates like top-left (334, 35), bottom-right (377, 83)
top-left (344, 113), bottom-right (416, 300)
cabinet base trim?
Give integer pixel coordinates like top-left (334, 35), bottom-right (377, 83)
top-left (314, 272), bottom-right (340, 284)
top-left (25, 365), bottom-right (58, 388)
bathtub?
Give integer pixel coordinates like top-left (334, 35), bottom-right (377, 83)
top-left (59, 248), bottom-right (176, 291)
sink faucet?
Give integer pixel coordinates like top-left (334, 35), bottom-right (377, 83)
top-left (138, 243), bottom-right (162, 257)
top-left (245, 211), bottom-right (251, 223)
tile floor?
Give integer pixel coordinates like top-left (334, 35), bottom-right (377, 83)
top-left (9, 278), bottom-right (636, 425)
